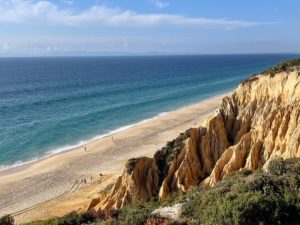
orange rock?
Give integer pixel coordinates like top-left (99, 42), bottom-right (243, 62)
top-left (89, 68), bottom-right (300, 210)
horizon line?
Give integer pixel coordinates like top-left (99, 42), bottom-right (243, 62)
top-left (0, 52), bottom-right (299, 58)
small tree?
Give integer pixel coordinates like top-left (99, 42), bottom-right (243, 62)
top-left (0, 215), bottom-right (14, 225)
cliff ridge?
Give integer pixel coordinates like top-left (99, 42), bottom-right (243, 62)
top-left (91, 60), bottom-right (300, 210)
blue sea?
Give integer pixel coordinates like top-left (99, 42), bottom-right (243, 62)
top-left (0, 54), bottom-right (298, 170)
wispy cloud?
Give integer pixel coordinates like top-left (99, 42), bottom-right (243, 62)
top-left (0, 36), bottom-right (185, 56)
top-left (149, 0), bottom-right (170, 9)
top-left (0, 0), bottom-right (273, 29)
top-left (63, 0), bottom-right (73, 6)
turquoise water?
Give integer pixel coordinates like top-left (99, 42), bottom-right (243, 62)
top-left (0, 54), bottom-right (298, 169)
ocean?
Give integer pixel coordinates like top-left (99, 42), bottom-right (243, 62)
top-left (0, 54), bottom-right (298, 170)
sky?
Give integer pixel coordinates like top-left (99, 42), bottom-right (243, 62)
top-left (0, 0), bottom-right (299, 56)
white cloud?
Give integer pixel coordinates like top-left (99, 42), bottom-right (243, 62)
top-left (0, 0), bottom-right (272, 29)
top-left (149, 0), bottom-right (170, 9)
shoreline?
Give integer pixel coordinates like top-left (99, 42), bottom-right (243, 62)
top-left (0, 91), bottom-right (230, 222)
top-left (0, 90), bottom-right (230, 176)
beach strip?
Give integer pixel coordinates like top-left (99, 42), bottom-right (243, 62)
top-left (0, 92), bottom-right (229, 223)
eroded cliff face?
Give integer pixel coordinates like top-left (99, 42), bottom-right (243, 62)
top-left (92, 68), bottom-right (300, 210)
top-left (204, 71), bottom-right (300, 186)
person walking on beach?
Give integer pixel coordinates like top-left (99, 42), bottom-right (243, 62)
top-left (84, 146), bottom-right (87, 152)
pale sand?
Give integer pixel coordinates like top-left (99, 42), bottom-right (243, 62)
top-left (0, 93), bottom-right (228, 223)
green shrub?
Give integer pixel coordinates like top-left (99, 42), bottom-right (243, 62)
top-left (24, 218), bottom-right (59, 225)
top-left (114, 201), bottom-right (159, 225)
top-left (25, 210), bottom-right (97, 225)
top-left (241, 59), bottom-right (300, 85)
top-left (240, 168), bottom-right (253, 176)
top-left (240, 75), bottom-right (259, 85)
top-left (183, 183), bottom-right (299, 225)
top-left (0, 215), bottom-right (14, 225)
top-left (267, 158), bottom-right (286, 175)
top-left (267, 157), bottom-right (300, 176)
top-left (167, 220), bottom-right (187, 225)
top-left (125, 158), bottom-right (139, 174)
top-left (57, 212), bottom-right (81, 225)
top-left (182, 158), bottom-right (300, 225)
top-left (262, 58), bottom-right (300, 76)
top-left (57, 210), bottom-right (98, 225)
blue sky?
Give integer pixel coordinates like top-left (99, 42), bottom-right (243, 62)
top-left (0, 0), bottom-right (299, 56)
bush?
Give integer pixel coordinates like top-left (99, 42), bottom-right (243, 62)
top-left (125, 158), bottom-right (139, 174)
top-left (113, 201), bottom-right (159, 225)
top-left (267, 158), bottom-right (286, 175)
top-left (24, 218), bottom-right (59, 225)
top-left (267, 157), bottom-right (300, 176)
top-left (167, 220), bottom-right (187, 225)
top-left (0, 215), bottom-right (14, 225)
top-left (182, 158), bottom-right (300, 225)
top-left (25, 210), bottom-right (98, 225)
top-left (58, 211), bottom-right (82, 225)
top-left (240, 75), bottom-right (259, 85)
top-left (241, 59), bottom-right (300, 85)
top-left (183, 183), bottom-right (299, 225)
top-left (262, 59), bottom-right (300, 76)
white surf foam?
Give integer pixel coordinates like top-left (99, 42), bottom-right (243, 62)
top-left (0, 111), bottom-right (171, 172)
top-left (0, 91), bottom-right (229, 173)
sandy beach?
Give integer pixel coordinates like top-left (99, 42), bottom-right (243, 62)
top-left (0, 93), bottom-right (228, 223)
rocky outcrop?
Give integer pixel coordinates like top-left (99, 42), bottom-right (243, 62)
top-left (204, 70), bottom-right (300, 186)
top-left (91, 61), bottom-right (300, 210)
top-left (96, 131), bottom-right (191, 209)
top-left (151, 203), bottom-right (183, 220)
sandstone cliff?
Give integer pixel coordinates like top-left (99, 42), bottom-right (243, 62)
top-left (91, 60), bottom-right (300, 210)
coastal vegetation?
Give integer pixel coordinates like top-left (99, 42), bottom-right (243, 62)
top-left (1, 59), bottom-right (299, 225)
top-left (1, 158), bottom-right (299, 225)
top-left (0, 215), bottom-right (14, 225)
top-left (262, 58), bottom-right (300, 76)
top-left (104, 158), bottom-right (300, 225)
top-left (240, 58), bottom-right (300, 85)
